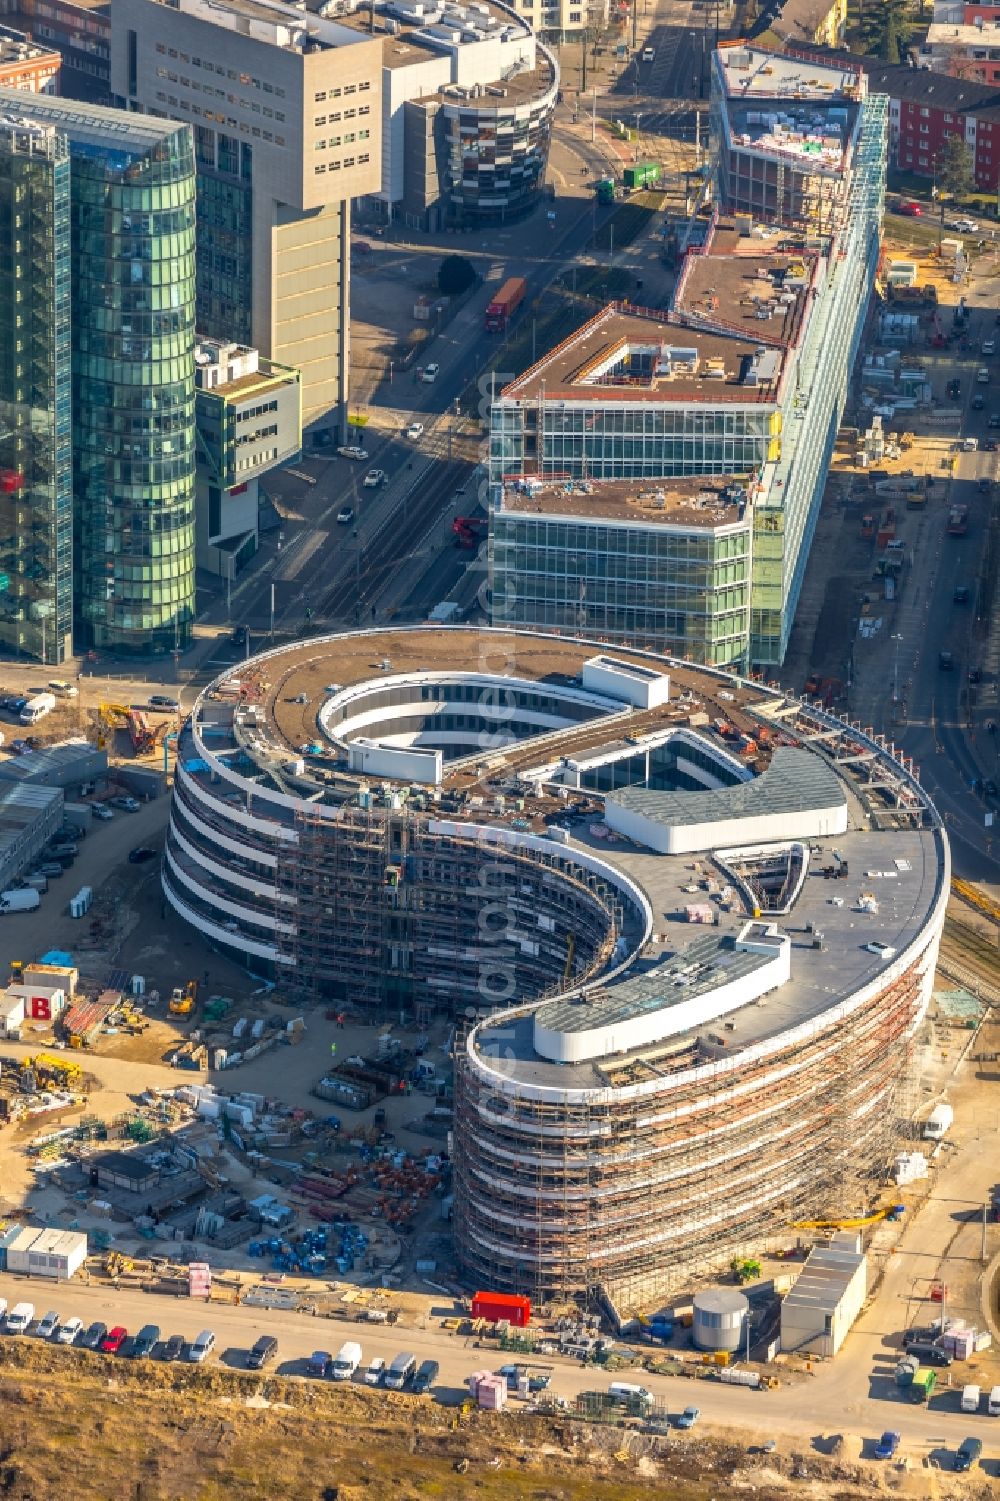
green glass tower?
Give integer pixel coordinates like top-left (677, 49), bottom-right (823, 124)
top-left (0, 115), bottom-right (72, 665)
top-left (0, 88), bottom-right (197, 657)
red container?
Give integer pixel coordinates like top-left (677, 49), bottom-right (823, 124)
top-left (471, 1291), bottom-right (531, 1327)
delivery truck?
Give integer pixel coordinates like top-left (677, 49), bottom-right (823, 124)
top-left (0, 888), bottom-right (41, 913)
top-left (485, 277), bottom-right (527, 333)
top-left (19, 692), bottom-right (55, 725)
top-left (331, 1341), bottom-right (363, 1380)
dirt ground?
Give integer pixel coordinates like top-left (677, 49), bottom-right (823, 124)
top-left (0, 1337), bottom-right (987, 1501)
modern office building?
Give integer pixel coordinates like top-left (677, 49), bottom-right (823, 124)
top-left (334, 0), bottom-right (557, 230)
top-left (0, 111), bottom-right (71, 663)
top-left (489, 46), bottom-right (885, 671)
top-left (0, 22), bottom-right (60, 90)
top-left (110, 0), bottom-right (382, 429)
top-left (194, 338), bottom-right (301, 578)
top-left (160, 624), bottom-right (946, 1309)
top-left (0, 88), bottom-right (197, 657)
top-left (0, 0), bottom-right (110, 103)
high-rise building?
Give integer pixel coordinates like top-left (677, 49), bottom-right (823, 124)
top-left (0, 112), bottom-right (72, 664)
top-left (110, 0), bottom-right (382, 429)
top-left (0, 87), bottom-right (197, 656)
top-left (489, 46), bottom-right (885, 671)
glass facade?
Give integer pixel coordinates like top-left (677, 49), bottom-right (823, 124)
top-left (491, 401), bottom-right (777, 481)
top-left (191, 127), bottom-right (253, 346)
top-left (0, 120), bottom-right (72, 664)
top-left (71, 123), bottom-right (197, 653)
top-left (490, 514), bottom-right (751, 668)
top-left (490, 53), bottom-right (886, 673)
top-left (441, 56), bottom-right (557, 224)
top-left (749, 93), bottom-right (886, 666)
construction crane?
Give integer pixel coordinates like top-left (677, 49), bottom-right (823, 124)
top-left (791, 1205), bottom-right (901, 1232)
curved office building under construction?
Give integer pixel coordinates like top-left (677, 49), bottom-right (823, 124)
top-left (164, 627), bottom-right (948, 1307)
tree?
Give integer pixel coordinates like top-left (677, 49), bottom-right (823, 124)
top-left (437, 254), bottom-right (476, 296)
top-left (936, 133), bottom-right (975, 202)
top-left (856, 0), bottom-right (910, 63)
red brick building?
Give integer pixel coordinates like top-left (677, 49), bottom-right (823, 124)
top-left (792, 48), bottom-right (1000, 194)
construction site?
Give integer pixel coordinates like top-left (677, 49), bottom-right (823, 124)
top-left (155, 625), bottom-right (949, 1312)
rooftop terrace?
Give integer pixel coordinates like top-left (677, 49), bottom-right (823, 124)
top-left (502, 304), bottom-right (788, 405)
top-left (717, 44), bottom-right (865, 101)
top-left (498, 474), bottom-right (750, 529)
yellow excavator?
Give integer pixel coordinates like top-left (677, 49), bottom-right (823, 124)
top-left (168, 979), bottom-right (198, 1017)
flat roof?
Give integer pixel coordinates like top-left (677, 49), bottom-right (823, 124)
top-left (717, 44), bottom-right (865, 100)
top-left (674, 238), bottom-right (814, 344)
top-left (498, 475), bottom-right (749, 529)
top-left (608, 746), bottom-right (846, 828)
top-left (501, 304), bottom-right (786, 405)
top-left (0, 24), bottom-right (59, 63)
top-left (0, 86), bottom-right (187, 150)
top-left (473, 820), bottom-right (943, 1090)
top-left (535, 931), bottom-right (770, 1036)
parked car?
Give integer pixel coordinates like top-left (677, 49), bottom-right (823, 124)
top-left (55, 1316), bottom-right (84, 1345)
top-left (100, 1326), bottom-right (128, 1354)
top-left (336, 507), bottom-right (355, 525)
top-left (972, 394), bottom-right (985, 410)
top-left (81, 1321), bottom-right (107, 1350)
top-left (405, 422), bottom-right (424, 440)
top-left (38, 863), bottom-right (65, 879)
top-left (131, 1324), bottom-right (160, 1358)
top-left (247, 1336), bottom-right (278, 1369)
top-left (337, 445), bottom-right (368, 461)
top-left (160, 1334), bottom-right (185, 1362)
top-left (110, 796), bottom-right (140, 812)
top-left (954, 1437), bottom-right (982, 1472)
top-left (874, 1431), bottom-right (900, 1460)
top-left (675, 1407), bottom-right (700, 1429)
top-left (128, 847), bottom-right (157, 865)
top-left (309, 1350), bottom-right (333, 1377)
top-left (363, 469), bottom-right (386, 488)
top-left (36, 1311), bottom-right (60, 1339)
top-left (188, 1329), bottom-right (216, 1363)
top-left (411, 1359), bottom-right (439, 1395)
top-left (91, 803), bottom-right (114, 820)
top-left (364, 1356), bottom-right (386, 1386)
top-left (147, 694), bottom-right (180, 713)
top-left (989, 413), bottom-right (1000, 428)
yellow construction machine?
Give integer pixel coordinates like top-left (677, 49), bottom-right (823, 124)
top-left (168, 980), bottom-right (198, 1017)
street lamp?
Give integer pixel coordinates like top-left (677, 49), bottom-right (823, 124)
top-left (891, 633), bottom-right (904, 706)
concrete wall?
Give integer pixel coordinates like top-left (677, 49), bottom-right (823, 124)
top-left (604, 797), bottom-right (848, 856)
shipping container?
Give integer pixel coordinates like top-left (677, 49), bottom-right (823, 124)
top-left (623, 162), bottom-right (660, 190)
top-left (485, 277), bottom-right (527, 333)
top-left (471, 1291), bottom-right (531, 1327)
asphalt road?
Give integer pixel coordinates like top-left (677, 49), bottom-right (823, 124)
top-left (893, 288), bottom-right (1000, 882)
top-left (0, 1263), bottom-right (998, 1470)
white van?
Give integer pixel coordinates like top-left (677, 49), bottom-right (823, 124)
top-left (988, 1385), bottom-right (1000, 1415)
top-left (608, 1380), bottom-right (654, 1410)
top-left (189, 1329), bottom-right (216, 1363)
top-left (6, 1302), bottom-right (34, 1334)
top-left (19, 692), bottom-right (55, 725)
top-left (961, 1383), bottom-right (981, 1413)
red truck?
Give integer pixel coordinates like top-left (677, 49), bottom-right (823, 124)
top-left (485, 277), bottom-right (527, 333)
top-left (947, 504), bottom-right (968, 536)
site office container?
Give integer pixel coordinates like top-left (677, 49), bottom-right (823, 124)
top-left (471, 1291), bottom-right (531, 1327)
